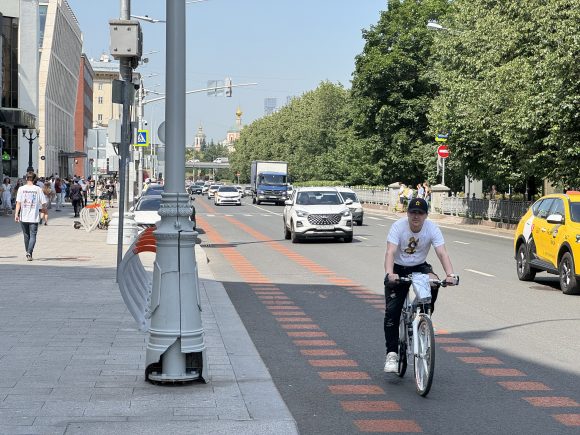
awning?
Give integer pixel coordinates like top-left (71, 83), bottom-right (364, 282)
top-left (59, 150), bottom-right (88, 158)
top-left (0, 108), bottom-right (36, 129)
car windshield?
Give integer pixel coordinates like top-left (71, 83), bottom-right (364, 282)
top-left (219, 186), bottom-right (237, 192)
top-left (209, 185), bottom-right (219, 190)
top-left (136, 197), bottom-right (161, 211)
top-left (340, 192), bottom-right (358, 202)
top-left (296, 191), bottom-right (342, 205)
top-left (259, 174), bottom-right (287, 186)
top-left (571, 203), bottom-right (580, 222)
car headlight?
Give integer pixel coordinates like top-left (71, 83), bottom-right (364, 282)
top-left (295, 209), bottom-right (309, 217)
top-left (355, 207), bottom-right (363, 213)
top-left (576, 234), bottom-right (580, 243)
top-left (341, 209), bottom-right (351, 217)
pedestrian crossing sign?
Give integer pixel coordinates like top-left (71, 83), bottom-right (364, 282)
top-left (135, 130), bottom-right (149, 147)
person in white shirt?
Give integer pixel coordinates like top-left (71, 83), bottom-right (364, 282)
top-left (14, 172), bottom-right (48, 261)
top-left (382, 197), bottom-right (457, 373)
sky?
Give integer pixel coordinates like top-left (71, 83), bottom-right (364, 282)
top-left (66, 0), bottom-right (388, 146)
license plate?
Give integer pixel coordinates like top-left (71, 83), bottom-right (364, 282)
top-left (316, 225), bottom-right (334, 230)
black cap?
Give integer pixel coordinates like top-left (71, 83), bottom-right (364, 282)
top-left (408, 198), bottom-right (429, 214)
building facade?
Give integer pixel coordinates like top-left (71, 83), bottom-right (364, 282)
top-left (90, 54), bottom-right (120, 128)
top-left (192, 124), bottom-right (206, 151)
top-left (73, 53), bottom-right (93, 177)
top-left (38, 0), bottom-right (82, 177)
top-left (223, 107), bottom-right (243, 152)
top-left (0, 0), bottom-right (39, 179)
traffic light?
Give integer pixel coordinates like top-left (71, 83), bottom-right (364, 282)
top-left (225, 77), bottom-right (232, 97)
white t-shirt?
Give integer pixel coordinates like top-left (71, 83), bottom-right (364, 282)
top-left (16, 184), bottom-right (47, 223)
top-left (387, 217), bottom-right (445, 266)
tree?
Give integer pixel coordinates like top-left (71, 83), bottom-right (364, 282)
top-left (350, 0), bottom-right (452, 187)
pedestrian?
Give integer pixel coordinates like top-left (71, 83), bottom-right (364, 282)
top-left (106, 181), bottom-right (115, 207)
top-left (490, 185), bottom-right (497, 200)
top-left (54, 177), bottom-right (63, 211)
top-left (423, 182), bottom-right (431, 205)
top-left (398, 183), bottom-right (407, 212)
top-left (42, 181), bottom-right (54, 210)
top-left (416, 183), bottom-right (425, 199)
top-left (14, 172), bottom-right (48, 261)
top-left (79, 177), bottom-right (88, 207)
top-left (1, 177), bottom-right (13, 215)
top-left (69, 179), bottom-right (83, 217)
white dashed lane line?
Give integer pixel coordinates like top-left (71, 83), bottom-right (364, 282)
top-left (454, 241), bottom-right (470, 245)
top-left (367, 216), bottom-right (382, 220)
top-left (357, 236), bottom-right (369, 240)
top-left (464, 268), bottom-right (495, 277)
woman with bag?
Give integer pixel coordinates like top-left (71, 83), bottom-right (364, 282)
top-left (1, 178), bottom-right (13, 215)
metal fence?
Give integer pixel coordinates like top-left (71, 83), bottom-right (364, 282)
top-left (346, 186), bottom-right (532, 224)
top-left (438, 196), bottom-right (532, 224)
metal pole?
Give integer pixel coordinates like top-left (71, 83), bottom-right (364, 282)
top-left (116, 0), bottom-right (131, 277)
top-left (442, 158), bottom-right (446, 186)
top-left (137, 80), bottom-right (144, 195)
top-left (146, 0), bottom-right (205, 384)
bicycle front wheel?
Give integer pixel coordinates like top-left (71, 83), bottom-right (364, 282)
top-left (397, 315), bottom-right (408, 378)
top-left (414, 315), bottom-right (435, 396)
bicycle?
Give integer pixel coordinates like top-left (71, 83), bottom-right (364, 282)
top-left (394, 273), bottom-right (459, 397)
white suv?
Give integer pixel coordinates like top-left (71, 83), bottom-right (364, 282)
top-left (283, 187), bottom-right (354, 243)
top-left (336, 187), bottom-right (364, 226)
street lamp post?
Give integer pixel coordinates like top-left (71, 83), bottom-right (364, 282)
top-left (22, 128), bottom-right (40, 173)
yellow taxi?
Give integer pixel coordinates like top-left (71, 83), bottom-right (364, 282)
top-left (514, 191), bottom-right (580, 294)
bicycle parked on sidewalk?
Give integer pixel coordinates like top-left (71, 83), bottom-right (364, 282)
top-left (394, 272), bottom-right (459, 397)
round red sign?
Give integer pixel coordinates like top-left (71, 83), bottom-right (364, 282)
top-left (437, 145), bottom-right (450, 158)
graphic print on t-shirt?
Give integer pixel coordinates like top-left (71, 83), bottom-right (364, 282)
top-left (404, 236), bottom-right (419, 254)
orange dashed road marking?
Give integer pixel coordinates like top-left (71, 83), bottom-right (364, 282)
top-left (287, 331), bottom-right (327, 338)
top-left (355, 419), bottom-right (422, 433)
top-left (329, 385), bottom-right (384, 395)
top-left (441, 346), bottom-right (483, 353)
top-left (280, 324), bottom-right (320, 330)
top-left (523, 397), bottom-right (580, 407)
top-left (458, 356), bottom-right (503, 365)
top-left (293, 339), bottom-right (336, 346)
top-left (320, 371), bottom-right (370, 380)
top-left (301, 349), bottom-right (346, 356)
top-left (309, 359), bottom-right (358, 367)
top-left (275, 317), bottom-right (313, 323)
top-left (435, 337), bottom-right (466, 344)
top-left (273, 311), bottom-right (307, 317)
top-left (552, 414), bottom-right (580, 426)
top-left (477, 368), bottom-right (526, 377)
top-left (341, 401), bottom-right (401, 412)
top-left (498, 381), bottom-right (552, 391)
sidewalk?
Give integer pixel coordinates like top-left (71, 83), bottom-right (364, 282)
top-left (0, 205), bottom-right (298, 435)
top-left (363, 203), bottom-right (516, 238)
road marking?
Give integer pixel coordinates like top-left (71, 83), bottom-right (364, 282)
top-left (464, 268), bottom-right (495, 277)
top-left (243, 214), bottom-right (252, 217)
top-left (252, 204), bottom-right (283, 216)
top-left (367, 216), bottom-right (382, 220)
top-left (377, 224), bottom-right (386, 227)
top-left (206, 214), bottom-right (215, 217)
top-left (454, 240), bottom-right (470, 245)
top-left (225, 214), bottom-right (233, 217)
top-left (357, 236), bottom-right (368, 240)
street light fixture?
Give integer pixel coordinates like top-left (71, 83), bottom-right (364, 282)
top-left (427, 20), bottom-right (447, 31)
top-left (22, 128), bottom-right (40, 173)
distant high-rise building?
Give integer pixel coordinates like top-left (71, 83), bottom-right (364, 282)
top-left (264, 98), bottom-right (277, 115)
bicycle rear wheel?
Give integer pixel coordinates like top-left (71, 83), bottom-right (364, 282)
top-left (397, 315), bottom-right (407, 377)
top-left (414, 315), bottom-right (435, 396)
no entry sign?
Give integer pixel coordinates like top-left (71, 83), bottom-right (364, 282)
top-left (437, 145), bottom-right (449, 158)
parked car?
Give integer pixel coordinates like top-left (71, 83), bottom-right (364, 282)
top-left (336, 187), bottom-right (364, 226)
top-left (133, 195), bottom-right (162, 229)
top-left (215, 185), bottom-right (242, 206)
top-left (514, 191), bottom-right (580, 294)
top-left (283, 187), bottom-right (353, 243)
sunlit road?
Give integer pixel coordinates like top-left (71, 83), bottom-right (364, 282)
top-left (192, 195), bottom-right (580, 434)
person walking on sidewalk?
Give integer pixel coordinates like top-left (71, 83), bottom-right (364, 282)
top-left (69, 180), bottom-right (83, 217)
top-left (1, 177), bottom-right (13, 215)
top-left (14, 172), bottom-right (48, 261)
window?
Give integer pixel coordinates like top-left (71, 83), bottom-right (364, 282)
top-left (98, 96), bottom-right (103, 104)
top-left (97, 114), bottom-right (103, 122)
top-left (98, 83), bottom-right (103, 90)
top-left (537, 199), bottom-right (555, 219)
top-left (549, 199), bottom-right (565, 218)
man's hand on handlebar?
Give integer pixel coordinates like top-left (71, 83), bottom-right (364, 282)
top-left (384, 273), bottom-right (399, 285)
top-left (443, 274), bottom-right (460, 286)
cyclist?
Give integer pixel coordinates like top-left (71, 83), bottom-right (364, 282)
top-left (383, 197), bottom-right (457, 373)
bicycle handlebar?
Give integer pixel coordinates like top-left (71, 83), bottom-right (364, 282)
top-left (396, 274), bottom-right (460, 287)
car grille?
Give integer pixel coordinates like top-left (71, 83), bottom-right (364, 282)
top-left (263, 190), bottom-right (283, 196)
top-left (307, 214), bottom-right (342, 225)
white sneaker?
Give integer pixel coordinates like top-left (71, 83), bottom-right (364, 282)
top-left (384, 352), bottom-right (399, 373)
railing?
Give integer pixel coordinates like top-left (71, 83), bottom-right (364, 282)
top-left (439, 197), bottom-right (532, 224)
top-left (345, 186), bottom-right (532, 224)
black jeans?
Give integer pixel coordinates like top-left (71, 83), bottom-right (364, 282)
top-left (21, 222), bottom-right (39, 255)
top-left (72, 199), bottom-right (82, 217)
top-left (384, 262), bottom-right (439, 354)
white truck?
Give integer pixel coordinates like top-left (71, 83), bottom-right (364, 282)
top-left (250, 161), bottom-right (289, 205)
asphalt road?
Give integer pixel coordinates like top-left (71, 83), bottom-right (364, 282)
top-left (193, 195), bottom-right (580, 435)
